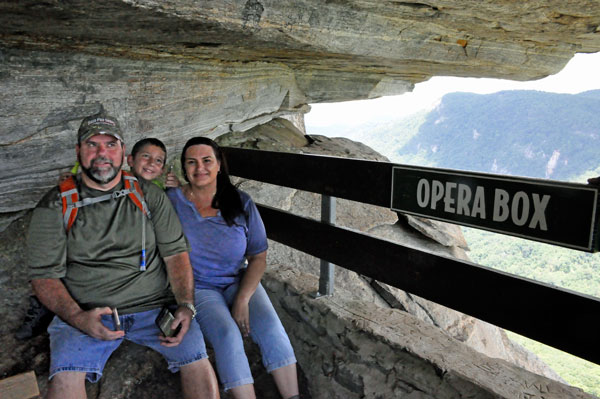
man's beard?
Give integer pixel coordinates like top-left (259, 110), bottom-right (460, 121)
top-left (79, 155), bottom-right (122, 185)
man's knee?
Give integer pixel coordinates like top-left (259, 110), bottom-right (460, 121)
top-left (48, 371), bottom-right (87, 399)
top-left (180, 359), bottom-right (219, 399)
top-left (180, 358), bottom-right (216, 383)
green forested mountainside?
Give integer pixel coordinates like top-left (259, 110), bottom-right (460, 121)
top-left (462, 227), bottom-right (600, 298)
top-left (312, 90), bottom-right (600, 300)
top-left (578, 90), bottom-right (600, 100)
top-left (394, 90), bottom-right (600, 182)
top-left (308, 109), bottom-right (430, 162)
top-left (461, 227), bottom-right (600, 395)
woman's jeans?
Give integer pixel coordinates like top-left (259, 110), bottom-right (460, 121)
top-left (195, 282), bottom-right (296, 390)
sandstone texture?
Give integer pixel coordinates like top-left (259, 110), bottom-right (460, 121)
top-left (265, 265), bottom-right (594, 399)
top-left (2, 1), bottom-right (600, 223)
top-left (1, 1), bottom-right (599, 82)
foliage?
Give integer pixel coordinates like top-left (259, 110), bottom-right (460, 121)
top-left (461, 229), bottom-right (600, 396)
top-left (462, 228), bottom-right (600, 298)
top-left (311, 109), bottom-right (431, 163)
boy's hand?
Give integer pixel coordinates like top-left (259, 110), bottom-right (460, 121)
top-left (165, 172), bottom-right (181, 188)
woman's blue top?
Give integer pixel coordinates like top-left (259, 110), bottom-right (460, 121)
top-left (167, 187), bottom-right (268, 290)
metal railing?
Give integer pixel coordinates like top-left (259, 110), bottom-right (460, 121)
top-left (223, 146), bottom-right (600, 365)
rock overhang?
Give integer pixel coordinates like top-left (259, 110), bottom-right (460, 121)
top-left (1, 0), bottom-right (600, 225)
top-left (2, 1), bottom-right (600, 84)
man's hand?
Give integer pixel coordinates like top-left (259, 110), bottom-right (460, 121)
top-left (71, 307), bottom-right (125, 341)
top-left (32, 278), bottom-right (124, 341)
top-left (159, 306), bottom-right (192, 347)
top-left (163, 252), bottom-right (195, 346)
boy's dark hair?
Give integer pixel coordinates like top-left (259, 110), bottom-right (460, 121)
top-left (131, 138), bottom-right (167, 159)
top-left (180, 137), bottom-right (243, 226)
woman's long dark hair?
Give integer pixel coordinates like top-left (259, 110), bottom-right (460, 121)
top-left (180, 137), bottom-right (243, 226)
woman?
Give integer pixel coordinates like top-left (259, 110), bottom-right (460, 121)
top-left (167, 137), bottom-right (299, 399)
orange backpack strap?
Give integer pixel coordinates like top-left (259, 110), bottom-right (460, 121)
top-left (59, 172), bottom-right (152, 232)
top-left (58, 171), bottom-right (151, 271)
top-left (122, 171), bottom-right (151, 219)
top-left (59, 176), bottom-right (79, 231)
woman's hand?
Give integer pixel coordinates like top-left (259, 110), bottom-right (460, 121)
top-left (231, 297), bottom-right (250, 337)
top-left (231, 251), bottom-right (267, 338)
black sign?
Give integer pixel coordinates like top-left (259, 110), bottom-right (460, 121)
top-left (391, 166), bottom-right (599, 251)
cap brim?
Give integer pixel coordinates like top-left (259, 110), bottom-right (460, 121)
top-left (79, 126), bottom-right (124, 143)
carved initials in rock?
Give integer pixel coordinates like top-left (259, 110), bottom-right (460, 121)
top-left (475, 362), bottom-right (500, 375)
top-left (519, 380), bottom-right (550, 399)
top-left (520, 393), bottom-right (546, 399)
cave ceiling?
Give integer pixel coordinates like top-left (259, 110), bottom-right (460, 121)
top-left (2, 1), bottom-right (600, 84)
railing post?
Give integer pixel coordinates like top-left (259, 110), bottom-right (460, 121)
top-left (313, 194), bottom-right (335, 298)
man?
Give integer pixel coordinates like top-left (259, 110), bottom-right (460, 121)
top-left (27, 111), bottom-right (219, 399)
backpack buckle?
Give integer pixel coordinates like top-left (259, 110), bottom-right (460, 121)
top-left (112, 189), bottom-right (129, 199)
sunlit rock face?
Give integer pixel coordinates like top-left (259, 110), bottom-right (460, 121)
top-left (1, 1), bottom-right (600, 226)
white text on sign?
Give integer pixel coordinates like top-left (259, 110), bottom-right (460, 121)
top-left (416, 179), bottom-right (550, 231)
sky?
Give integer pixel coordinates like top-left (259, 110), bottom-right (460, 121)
top-left (305, 52), bottom-right (600, 129)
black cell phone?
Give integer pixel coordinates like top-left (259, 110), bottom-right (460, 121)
top-left (155, 307), bottom-right (181, 337)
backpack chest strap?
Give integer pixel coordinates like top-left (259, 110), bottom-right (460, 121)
top-left (70, 189), bottom-right (134, 209)
top-left (59, 172), bottom-right (151, 232)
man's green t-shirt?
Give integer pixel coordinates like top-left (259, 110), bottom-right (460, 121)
top-left (27, 175), bottom-right (188, 314)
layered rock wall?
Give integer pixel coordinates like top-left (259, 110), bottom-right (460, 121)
top-left (0, 49), bottom-right (307, 226)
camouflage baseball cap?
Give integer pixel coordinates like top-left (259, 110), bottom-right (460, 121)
top-left (77, 111), bottom-right (124, 143)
